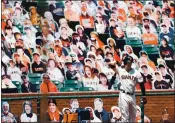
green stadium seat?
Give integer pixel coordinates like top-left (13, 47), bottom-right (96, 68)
top-left (29, 78), bottom-right (42, 82)
top-left (12, 81), bottom-right (21, 93)
top-left (60, 87), bottom-right (77, 92)
top-left (16, 25), bottom-right (23, 33)
top-left (29, 74), bottom-right (42, 92)
top-left (79, 87), bottom-right (95, 91)
top-left (28, 73), bottom-right (42, 78)
top-left (142, 45), bottom-right (160, 65)
top-left (126, 38), bottom-right (142, 47)
top-left (64, 80), bottom-right (79, 84)
top-left (30, 81), bottom-right (41, 92)
top-left (52, 81), bottom-right (64, 89)
top-left (142, 45), bottom-right (159, 54)
top-left (64, 80), bottom-right (82, 90)
top-left (126, 38), bottom-right (143, 56)
top-left (65, 83), bottom-right (82, 89)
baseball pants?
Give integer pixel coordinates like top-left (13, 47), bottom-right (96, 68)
top-left (118, 92), bottom-right (136, 122)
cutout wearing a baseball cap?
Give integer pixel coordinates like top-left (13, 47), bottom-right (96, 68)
top-left (158, 64), bottom-right (166, 69)
top-left (75, 25), bottom-right (84, 32)
top-left (143, 18), bottom-right (150, 22)
top-left (72, 32), bottom-right (79, 37)
top-left (109, 18), bottom-right (117, 23)
top-left (13, 52), bottom-right (20, 58)
top-left (84, 58), bottom-right (93, 67)
top-left (42, 73), bottom-right (50, 80)
top-left (24, 25), bottom-right (31, 30)
top-left (65, 58), bottom-right (72, 65)
top-left (29, 6), bottom-right (36, 11)
top-left (103, 45), bottom-right (111, 52)
top-left (32, 52), bottom-right (40, 56)
top-left (157, 58), bottom-right (167, 67)
top-left (161, 24), bottom-right (167, 28)
top-left (139, 50), bottom-right (148, 57)
top-left (48, 99), bottom-right (57, 106)
top-left (107, 38), bottom-right (116, 46)
top-left (153, 71), bottom-right (170, 89)
top-left (47, 99), bottom-right (62, 122)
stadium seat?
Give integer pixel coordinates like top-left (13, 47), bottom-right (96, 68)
top-left (16, 25), bottom-right (23, 33)
top-left (64, 80), bottom-right (79, 84)
top-left (142, 45), bottom-right (160, 65)
top-left (79, 87), bottom-right (95, 91)
top-left (52, 80), bottom-right (64, 90)
top-left (60, 87), bottom-right (77, 92)
top-left (30, 81), bottom-right (41, 92)
top-left (64, 80), bottom-right (82, 90)
top-left (29, 78), bottom-right (42, 82)
top-left (126, 38), bottom-right (143, 57)
top-left (28, 73), bottom-right (42, 78)
top-left (142, 45), bottom-right (159, 54)
top-left (12, 81), bottom-right (21, 93)
top-left (65, 83), bottom-right (82, 90)
top-left (126, 38), bottom-right (142, 47)
top-left (28, 74), bottom-right (42, 92)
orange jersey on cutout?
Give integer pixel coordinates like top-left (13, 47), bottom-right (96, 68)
top-left (40, 81), bottom-right (58, 93)
top-left (142, 33), bottom-right (158, 45)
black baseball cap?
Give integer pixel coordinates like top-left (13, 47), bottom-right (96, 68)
top-left (143, 18), bottom-right (150, 22)
top-left (104, 58), bottom-right (111, 62)
top-left (158, 64), bottom-right (165, 68)
top-left (141, 65), bottom-right (148, 68)
top-left (161, 24), bottom-right (167, 27)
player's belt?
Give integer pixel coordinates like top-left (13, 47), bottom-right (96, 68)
top-left (120, 89), bottom-right (134, 95)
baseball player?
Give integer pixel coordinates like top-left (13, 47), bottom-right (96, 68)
top-left (113, 55), bottom-right (146, 122)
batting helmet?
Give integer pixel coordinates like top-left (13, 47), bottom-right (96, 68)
top-left (123, 55), bottom-right (133, 65)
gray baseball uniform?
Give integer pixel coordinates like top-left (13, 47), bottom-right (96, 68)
top-left (118, 67), bottom-right (143, 122)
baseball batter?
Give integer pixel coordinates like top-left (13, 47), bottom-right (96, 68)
top-left (114, 55), bottom-right (146, 122)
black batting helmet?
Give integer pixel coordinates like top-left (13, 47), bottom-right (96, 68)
top-left (123, 55), bottom-right (133, 65)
